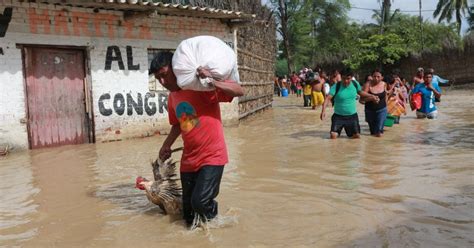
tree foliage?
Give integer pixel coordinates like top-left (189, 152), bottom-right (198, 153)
top-left (433, 0), bottom-right (469, 34)
top-left (270, 0), bottom-right (463, 74)
top-left (343, 34), bottom-right (408, 70)
top-left (375, 0), bottom-right (398, 34)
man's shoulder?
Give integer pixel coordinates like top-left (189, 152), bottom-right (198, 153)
top-left (168, 90), bottom-right (200, 103)
top-left (350, 80), bottom-right (360, 90)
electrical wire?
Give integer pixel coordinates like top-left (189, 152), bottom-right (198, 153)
top-left (351, 6), bottom-right (436, 13)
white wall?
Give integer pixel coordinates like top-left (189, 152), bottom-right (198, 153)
top-left (0, 1), bottom-right (238, 150)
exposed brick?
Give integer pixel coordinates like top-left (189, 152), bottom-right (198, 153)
top-left (0, 0), bottom-right (237, 151)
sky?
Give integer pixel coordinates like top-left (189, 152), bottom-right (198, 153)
top-left (348, 0), bottom-right (469, 34)
top-left (262, 0), bottom-right (470, 34)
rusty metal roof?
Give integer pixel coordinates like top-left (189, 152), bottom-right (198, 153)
top-left (32, 1), bottom-right (255, 20)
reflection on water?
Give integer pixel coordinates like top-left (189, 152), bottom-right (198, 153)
top-left (1, 90), bottom-right (473, 247)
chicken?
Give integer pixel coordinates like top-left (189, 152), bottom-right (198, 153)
top-left (136, 148), bottom-right (183, 215)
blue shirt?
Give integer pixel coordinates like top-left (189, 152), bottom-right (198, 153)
top-left (432, 75), bottom-right (448, 87)
top-left (412, 83), bottom-right (441, 113)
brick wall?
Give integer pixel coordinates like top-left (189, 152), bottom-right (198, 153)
top-left (0, 1), bottom-right (237, 150)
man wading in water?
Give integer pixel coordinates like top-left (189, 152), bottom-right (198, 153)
top-left (411, 70), bottom-right (441, 119)
top-left (149, 51), bottom-right (244, 227)
top-left (320, 69), bottom-right (379, 139)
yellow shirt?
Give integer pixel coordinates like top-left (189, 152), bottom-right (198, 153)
top-left (303, 84), bottom-right (312, 95)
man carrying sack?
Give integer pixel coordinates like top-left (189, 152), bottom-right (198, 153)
top-left (149, 44), bottom-right (243, 227)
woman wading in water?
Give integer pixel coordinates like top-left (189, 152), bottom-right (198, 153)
top-left (362, 69), bottom-right (387, 137)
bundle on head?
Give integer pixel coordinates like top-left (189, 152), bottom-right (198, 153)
top-left (136, 149), bottom-right (183, 215)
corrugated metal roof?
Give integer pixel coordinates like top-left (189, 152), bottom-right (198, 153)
top-left (32, 1), bottom-right (255, 19)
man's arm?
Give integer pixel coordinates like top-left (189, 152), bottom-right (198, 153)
top-left (159, 124), bottom-right (181, 160)
top-left (197, 67), bottom-right (244, 97)
top-left (320, 94), bottom-right (332, 120)
top-left (358, 90), bottom-right (379, 103)
top-left (435, 75), bottom-right (449, 84)
top-left (213, 79), bottom-right (244, 97)
top-left (359, 82), bottom-right (370, 103)
top-left (428, 84), bottom-right (442, 99)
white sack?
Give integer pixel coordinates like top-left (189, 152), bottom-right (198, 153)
top-left (172, 36), bottom-right (240, 91)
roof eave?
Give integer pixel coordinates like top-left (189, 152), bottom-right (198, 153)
top-left (31, 1), bottom-right (255, 20)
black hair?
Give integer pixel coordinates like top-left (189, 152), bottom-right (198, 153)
top-left (386, 75), bottom-right (395, 84)
top-left (364, 74), bottom-right (372, 82)
top-left (341, 68), bottom-right (353, 77)
top-left (313, 65), bottom-right (322, 73)
top-left (391, 69), bottom-right (401, 77)
top-left (372, 68), bottom-right (383, 75)
top-left (424, 71), bottom-right (434, 76)
top-left (149, 51), bottom-right (174, 75)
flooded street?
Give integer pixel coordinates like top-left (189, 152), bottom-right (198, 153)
top-left (1, 89), bottom-right (473, 247)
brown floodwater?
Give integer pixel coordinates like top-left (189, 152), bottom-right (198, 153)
top-left (1, 89), bottom-right (473, 247)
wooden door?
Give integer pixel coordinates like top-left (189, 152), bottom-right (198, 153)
top-left (24, 47), bottom-right (89, 149)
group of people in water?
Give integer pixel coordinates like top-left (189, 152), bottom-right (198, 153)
top-left (274, 67), bottom-right (447, 138)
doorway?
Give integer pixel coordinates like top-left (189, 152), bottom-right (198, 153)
top-left (23, 47), bottom-right (91, 149)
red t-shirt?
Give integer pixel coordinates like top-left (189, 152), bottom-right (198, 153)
top-left (168, 89), bottom-right (233, 172)
top-left (290, 75), bottom-right (299, 85)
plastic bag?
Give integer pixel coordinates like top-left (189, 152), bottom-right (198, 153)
top-left (410, 92), bottom-right (422, 111)
top-left (172, 36), bottom-right (240, 91)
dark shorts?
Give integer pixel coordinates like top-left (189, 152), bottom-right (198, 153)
top-left (291, 85), bottom-right (297, 92)
top-left (331, 113), bottom-right (360, 137)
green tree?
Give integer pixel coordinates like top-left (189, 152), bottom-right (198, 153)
top-left (310, 0), bottom-right (351, 63)
top-left (275, 58), bottom-right (289, 76)
top-left (375, 0), bottom-right (399, 34)
top-left (342, 33), bottom-right (408, 70)
top-left (433, 0), bottom-right (469, 34)
top-left (282, 0), bottom-right (313, 69)
top-left (388, 13), bottom-right (460, 52)
top-left (271, 0), bottom-right (306, 73)
top-left (272, 0), bottom-right (352, 70)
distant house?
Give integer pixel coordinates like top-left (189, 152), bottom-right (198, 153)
top-left (0, 0), bottom-right (258, 150)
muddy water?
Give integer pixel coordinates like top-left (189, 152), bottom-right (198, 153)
top-left (1, 90), bottom-right (473, 247)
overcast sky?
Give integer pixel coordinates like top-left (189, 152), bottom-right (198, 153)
top-left (262, 0), bottom-right (470, 34)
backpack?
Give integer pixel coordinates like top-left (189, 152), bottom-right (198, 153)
top-left (331, 80), bottom-right (359, 106)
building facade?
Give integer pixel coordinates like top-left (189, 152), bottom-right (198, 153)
top-left (0, 0), bottom-right (256, 150)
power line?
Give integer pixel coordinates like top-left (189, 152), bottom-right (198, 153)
top-left (351, 6), bottom-right (436, 13)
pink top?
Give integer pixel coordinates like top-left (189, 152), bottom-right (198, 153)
top-left (168, 89), bottom-right (233, 172)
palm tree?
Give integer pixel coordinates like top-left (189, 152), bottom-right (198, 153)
top-left (433, 0), bottom-right (469, 34)
top-left (375, 0), bottom-right (399, 34)
top-left (371, 8), bottom-right (401, 32)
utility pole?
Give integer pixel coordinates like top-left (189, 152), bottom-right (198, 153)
top-left (419, 0), bottom-right (424, 51)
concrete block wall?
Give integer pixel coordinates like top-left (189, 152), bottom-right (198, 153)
top-left (0, 46), bottom-right (28, 148)
top-left (0, 1), bottom-right (238, 150)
